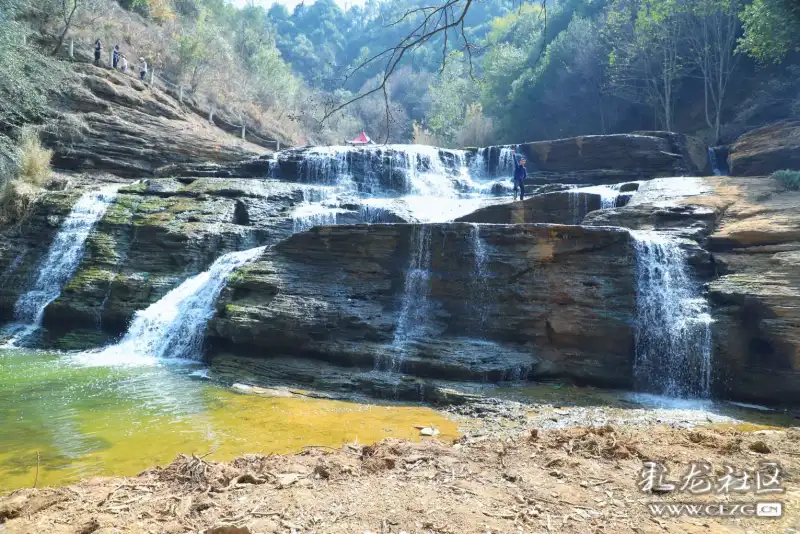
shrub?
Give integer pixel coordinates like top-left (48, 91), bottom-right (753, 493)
top-left (16, 128), bottom-right (52, 186)
top-left (0, 181), bottom-right (40, 225)
top-left (770, 169), bottom-right (800, 190)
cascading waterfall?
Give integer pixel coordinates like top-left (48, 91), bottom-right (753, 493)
top-left (497, 145), bottom-right (519, 176)
top-left (300, 147), bottom-right (351, 186)
top-left (470, 224), bottom-right (490, 329)
top-left (631, 231), bottom-right (713, 398)
top-left (3, 186), bottom-right (120, 346)
top-left (567, 189), bottom-right (591, 224)
top-left (381, 225), bottom-right (433, 372)
top-left (74, 246), bottom-right (266, 366)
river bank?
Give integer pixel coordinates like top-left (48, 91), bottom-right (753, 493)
top-left (1, 421), bottom-right (798, 533)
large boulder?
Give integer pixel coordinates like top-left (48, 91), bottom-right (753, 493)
top-left (455, 191), bottom-right (601, 225)
top-left (728, 121), bottom-right (800, 176)
top-left (209, 223), bottom-right (637, 390)
top-left (471, 133), bottom-right (706, 184)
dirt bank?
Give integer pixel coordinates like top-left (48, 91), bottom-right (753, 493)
top-left (1, 425), bottom-right (798, 533)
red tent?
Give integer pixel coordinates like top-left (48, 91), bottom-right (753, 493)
top-left (347, 131), bottom-right (374, 145)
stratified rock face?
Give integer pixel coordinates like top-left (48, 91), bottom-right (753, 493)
top-left (209, 223), bottom-right (637, 389)
top-left (37, 178), bottom-right (306, 342)
top-left (473, 133), bottom-right (703, 184)
top-left (455, 192), bottom-right (601, 225)
top-left (702, 178), bottom-right (800, 403)
top-left (584, 174), bottom-right (800, 404)
top-left (0, 192), bottom-right (82, 323)
top-left (728, 121), bottom-right (800, 176)
top-left (42, 64), bottom-right (265, 177)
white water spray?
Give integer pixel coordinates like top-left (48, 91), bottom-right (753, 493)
top-left (632, 231), bottom-right (713, 398)
top-left (470, 224), bottom-right (490, 329)
top-left (74, 246), bottom-right (266, 366)
top-left (3, 186), bottom-right (119, 346)
top-left (381, 225), bottom-right (433, 371)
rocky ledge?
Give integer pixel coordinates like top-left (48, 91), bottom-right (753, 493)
top-left (727, 120), bottom-right (800, 176)
top-left (583, 175), bottom-right (800, 404)
top-left (41, 64), bottom-right (267, 177)
top-left (473, 132), bottom-right (708, 183)
top-left (208, 223), bottom-right (638, 393)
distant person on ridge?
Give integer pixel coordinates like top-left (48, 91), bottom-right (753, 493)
top-left (112, 45), bottom-right (120, 69)
top-left (139, 57), bottom-right (148, 81)
top-left (513, 155), bottom-right (527, 201)
top-left (120, 54), bottom-right (128, 73)
top-left (94, 39), bottom-right (102, 65)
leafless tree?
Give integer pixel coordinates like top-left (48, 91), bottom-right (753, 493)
top-left (683, 0), bottom-right (741, 143)
top-left (319, 0), bottom-right (550, 142)
top-left (51, 0), bottom-right (84, 56)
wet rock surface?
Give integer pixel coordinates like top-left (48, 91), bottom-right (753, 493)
top-left (511, 133), bottom-right (704, 183)
top-left (209, 223), bottom-right (637, 388)
top-left (455, 191), bottom-right (601, 225)
top-left (727, 120), bottom-right (800, 176)
top-left (32, 178), bottom-right (305, 344)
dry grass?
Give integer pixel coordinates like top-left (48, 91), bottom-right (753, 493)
top-left (0, 128), bottom-right (50, 226)
top-left (0, 181), bottom-right (40, 226)
top-left (16, 128), bottom-right (52, 186)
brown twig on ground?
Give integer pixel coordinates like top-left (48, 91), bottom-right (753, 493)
top-left (33, 451), bottom-right (40, 489)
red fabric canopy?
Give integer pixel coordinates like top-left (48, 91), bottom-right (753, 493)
top-left (349, 131), bottom-right (372, 144)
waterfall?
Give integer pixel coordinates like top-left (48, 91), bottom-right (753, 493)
top-left (470, 224), bottom-right (489, 329)
top-left (574, 184), bottom-right (622, 209)
top-left (469, 148), bottom-right (488, 179)
top-left (74, 246), bottom-right (266, 366)
top-left (382, 225), bottom-right (433, 371)
top-left (567, 190), bottom-right (590, 224)
top-left (3, 186), bottom-right (119, 346)
top-left (300, 147), bottom-right (351, 185)
top-left (707, 147), bottom-right (728, 176)
top-left (292, 205), bottom-right (342, 233)
top-left (631, 231), bottom-right (713, 398)
top-left (497, 145), bottom-right (519, 176)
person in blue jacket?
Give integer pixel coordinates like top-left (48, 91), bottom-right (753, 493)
top-left (513, 154), bottom-right (527, 201)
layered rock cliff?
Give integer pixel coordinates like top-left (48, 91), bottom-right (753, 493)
top-left (41, 64), bottom-right (268, 177)
top-left (208, 223), bottom-right (637, 391)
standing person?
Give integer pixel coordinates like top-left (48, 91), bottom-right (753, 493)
top-left (94, 39), bottom-right (102, 65)
top-left (513, 155), bottom-right (527, 201)
top-left (112, 45), bottom-right (120, 69)
top-left (120, 54), bottom-right (128, 73)
top-left (139, 57), bottom-right (147, 81)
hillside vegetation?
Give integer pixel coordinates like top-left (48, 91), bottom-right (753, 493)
top-left (0, 0), bottom-right (798, 162)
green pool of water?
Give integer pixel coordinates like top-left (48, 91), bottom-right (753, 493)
top-left (0, 348), bottom-right (458, 492)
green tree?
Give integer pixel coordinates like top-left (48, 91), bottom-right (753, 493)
top-left (737, 0), bottom-right (800, 64)
top-left (426, 59), bottom-right (480, 146)
top-left (606, 0), bottom-right (685, 131)
top-left (683, 0), bottom-right (742, 143)
top-left (175, 9), bottom-right (231, 91)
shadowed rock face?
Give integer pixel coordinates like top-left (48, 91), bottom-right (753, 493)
top-left (728, 120), bottom-right (800, 176)
top-left (455, 192), bottom-right (602, 225)
top-left (469, 133), bottom-right (705, 184)
top-left (209, 223), bottom-right (637, 389)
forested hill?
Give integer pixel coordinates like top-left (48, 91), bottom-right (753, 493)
top-left (1, 0), bottom-right (799, 150)
top-left (264, 0), bottom-right (800, 147)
